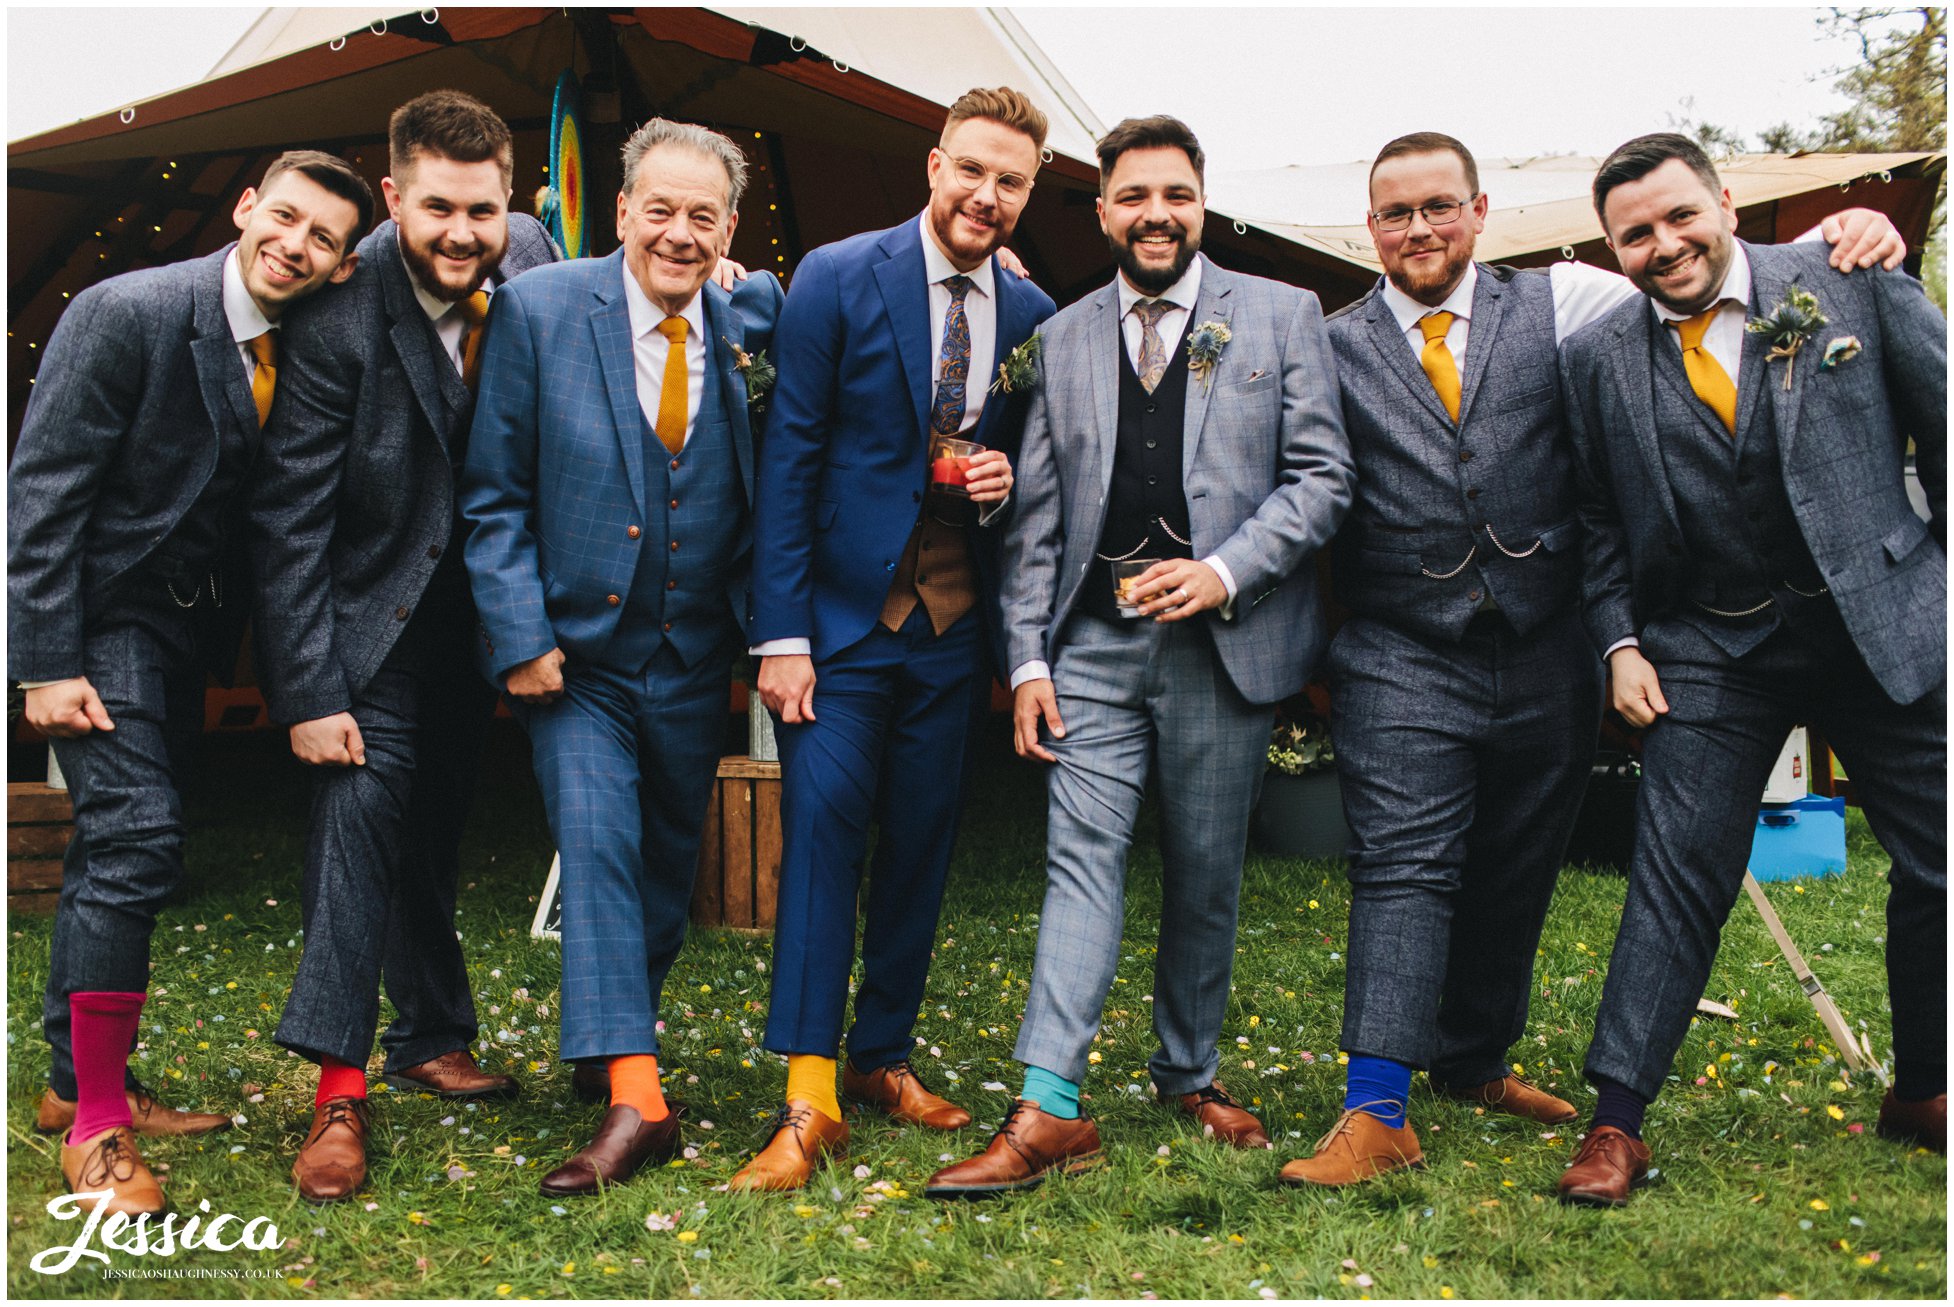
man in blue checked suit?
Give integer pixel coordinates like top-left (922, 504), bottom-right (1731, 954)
top-left (460, 118), bottom-right (783, 1196)
top-left (737, 87), bottom-right (1056, 1192)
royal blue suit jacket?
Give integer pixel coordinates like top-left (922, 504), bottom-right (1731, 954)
top-left (750, 216), bottom-right (1056, 665)
top-left (459, 250), bottom-right (784, 682)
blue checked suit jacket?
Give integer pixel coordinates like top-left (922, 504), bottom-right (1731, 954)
top-left (8, 245), bottom-right (260, 684)
top-left (749, 215), bottom-right (1056, 666)
top-left (458, 250), bottom-right (784, 681)
top-left (1563, 240), bottom-right (1946, 705)
top-left (998, 256), bottom-right (1356, 706)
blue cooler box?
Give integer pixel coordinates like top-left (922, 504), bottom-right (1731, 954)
top-left (1749, 795), bottom-right (1847, 881)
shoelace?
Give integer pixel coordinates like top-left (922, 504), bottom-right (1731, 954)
top-left (79, 1131), bottom-right (139, 1186)
top-left (1191, 1083), bottom-right (1241, 1110)
top-left (306, 1098), bottom-right (365, 1148)
top-left (764, 1102), bottom-right (816, 1147)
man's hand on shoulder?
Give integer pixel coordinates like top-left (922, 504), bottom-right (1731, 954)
top-left (24, 679), bottom-right (114, 738)
top-left (712, 258), bottom-right (751, 291)
top-left (995, 247), bottom-right (1032, 282)
top-left (1821, 209), bottom-right (1907, 272)
top-left (758, 654), bottom-right (817, 724)
top-left (505, 648), bottom-right (567, 706)
top-left (290, 712), bottom-right (366, 767)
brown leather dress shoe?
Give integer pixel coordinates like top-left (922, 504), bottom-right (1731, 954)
top-left (727, 1101), bottom-right (849, 1193)
top-left (570, 1062), bottom-right (609, 1103)
top-left (1556, 1125), bottom-right (1650, 1207)
top-left (843, 1059), bottom-right (973, 1130)
top-left (1436, 1073), bottom-right (1578, 1125)
top-left (382, 1049), bottom-right (518, 1100)
top-left (539, 1104), bottom-right (682, 1195)
top-left (60, 1125), bottom-right (166, 1216)
top-left (293, 1096), bottom-right (370, 1204)
top-left (38, 1084), bottom-right (232, 1137)
top-left (1279, 1107), bottom-right (1424, 1186)
top-left (925, 1100), bottom-right (1103, 1198)
top-left (1876, 1090), bottom-right (1946, 1154)
top-left (1161, 1080), bottom-right (1272, 1149)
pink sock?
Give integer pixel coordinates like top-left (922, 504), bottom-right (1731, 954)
top-left (68, 991), bottom-right (146, 1147)
top-left (316, 1056), bottom-right (367, 1106)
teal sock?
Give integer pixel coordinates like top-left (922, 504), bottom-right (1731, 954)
top-left (1021, 1065), bottom-right (1082, 1120)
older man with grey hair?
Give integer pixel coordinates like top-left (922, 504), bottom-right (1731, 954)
top-left (459, 116), bottom-right (784, 1195)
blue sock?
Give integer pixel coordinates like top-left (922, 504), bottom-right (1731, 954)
top-left (1021, 1065), bottom-right (1082, 1120)
top-left (1589, 1074), bottom-right (1649, 1139)
top-left (1343, 1055), bottom-right (1412, 1129)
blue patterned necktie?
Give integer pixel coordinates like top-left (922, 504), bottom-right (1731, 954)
top-left (930, 274), bottom-right (974, 436)
top-left (1131, 298), bottom-right (1174, 393)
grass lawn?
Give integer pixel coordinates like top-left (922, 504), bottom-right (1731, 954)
top-left (7, 720), bottom-right (1945, 1299)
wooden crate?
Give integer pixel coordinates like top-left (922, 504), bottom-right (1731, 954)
top-left (691, 756), bottom-right (782, 932)
top-left (9, 782), bottom-right (72, 914)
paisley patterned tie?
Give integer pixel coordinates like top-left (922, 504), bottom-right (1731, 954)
top-left (1131, 298), bottom-right (1174, 392)
top-left (930, 275), bottom-right (974, 436)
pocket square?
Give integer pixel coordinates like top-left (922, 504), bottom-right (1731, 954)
top-left (1818, 335), bottom-right (1862, 371)
top-left (1245, 369), bottom-right (1268, 383)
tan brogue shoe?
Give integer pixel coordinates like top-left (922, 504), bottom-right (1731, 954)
top-left (1556, 1125), bottom-right (1650, 1207)
top-left (38, 1084), bottom-right (232, 1138)
top-left (843, 1059), bottom-right (973, 1130)
top-left (292, 1096), bottom-right (370, 1204)
top-left (925, 1100), bottom-right (1103, 1198)
top-left (60, 1126), bottom-right (166, 1217)
top-left (1279, 1107), bottom-right (1424, 1186)
top-left (1436, 1073), bottom-right (1578, 1125)
top-left (727, 1101), bottom-right (849, 1193)
top-left (382, 1049), bottom-right (517, 1100)
top-left (1161, 1080), bottom-right (1272, 1149)
top-left (1876, 1090), bottom-right (1946, 1154)
top-left (539, 1105), bottom-right (682, 1196)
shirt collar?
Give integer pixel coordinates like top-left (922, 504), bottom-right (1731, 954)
top-left (1115, 253), bottom-right (1204, 320)
top-left (1381, 261), bottom-right (1478, 336)
top-left (1651, 241), bottom-right (1753, 323)
top-left (221, 247), bottom-right (275, 346)
top-left (621, 260), bottom-right (707, 343)
top-left (917, 212), bottom-right (995, 299)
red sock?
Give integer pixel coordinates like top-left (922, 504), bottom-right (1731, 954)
top-left (609, 1054), bottom-right (668, 1122)
top-left (69, 992), bottom-right (145, 1146)
top-left (316, 1056), bottom-right (367, 1106)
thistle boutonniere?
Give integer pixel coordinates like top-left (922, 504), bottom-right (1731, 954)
top-left (722, 336), bottom-right (776, 412)
top-left (1744, 288), bottom-right (1827, 391)
top-left (1186, 320), bottom-right (1233, 391)
top-left (990, 333), bottom-right (1042, 395)
top-left (1818, 335), bottom-right (1862, 371)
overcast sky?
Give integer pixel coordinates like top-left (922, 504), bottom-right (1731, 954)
top-left (8, 4), bottom-right (1867, 165)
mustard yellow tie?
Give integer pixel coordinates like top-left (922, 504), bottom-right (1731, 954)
top-left (655, 316), bottom-right (689, 455)
top-left (454, 289), bottom-right (491, 393)
top-left (1417, 311), bottom-right (1461, 423)
top-left (1673, 306), bottom-right (1737, 436)
top-left (247, 331), bottom-right (278, 428)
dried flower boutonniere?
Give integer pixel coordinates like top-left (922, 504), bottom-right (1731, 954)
top-left (1186, 320), bottom-right (1233, 391)
top-left (723, 336), bottom-right (776, 412)
top-left (1744, 288), bottom-right (1827, 391)
top-left (990, 333), bottom-right (1042, 395)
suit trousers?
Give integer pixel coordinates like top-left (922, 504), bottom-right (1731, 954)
top-left (1328, 610), bottom-right (1602, 1085)
top-left (515, 639), bottom-right (729, 1062)
top-left (1585, 611), bottom-right (1946, 1100)
top-left (763, 606), bottom-right (983, 1069)
top-left (1014, 612), bottom-right (1273, 1095)
top-left (42, 591), bottom-right (206, 1098)
top-left (274, 607), bottom-right (494, 1071)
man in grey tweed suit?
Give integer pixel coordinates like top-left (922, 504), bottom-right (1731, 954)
top-left (249, 92), bottom-right (556, 1202)
top-left (929, 116), bottom-right (1354, 1196)
top-left (8, 152), bottom-right (371, 1214)
top-left (1557, 133), bottom-right (1945, 1205)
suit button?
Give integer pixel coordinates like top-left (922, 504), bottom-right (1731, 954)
top-left (628, 525), bottom-right (641, 539)
top-left (1145, 440), bottom-right (1157, 449)
top-left (606, 594), bottom-right (621, 606)
top-left (670, 458), bottom-right (680, 471)
top-left (427, 545), bottom-right (442, 559)
top-left (663, 622), bottom-right (673, 632)
top-left (917, 574), bottom-right (929, 584)
top-left (886, 561), bottom-right (896, 571)
top-left (1147, 475), bottom-right (1158, 486)
top-left (395, 606), bottom-right (410, 621)
top-left (1146, 402), bottom-right (1157, 414)
top-left (667, 580), bottom-right (677, 591)
top-left (670, 540), bottom-right (680, 551)
top-left (1459, 450), bottom-right (1474, 463)
top-left (1468, 589), bottom-right (1483, 602)
top-left (1465, 487), bottom-right (1480, 500)
top-left (670, 499), bottom-right (679, 510)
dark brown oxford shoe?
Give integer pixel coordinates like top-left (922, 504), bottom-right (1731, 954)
top-left (925, 1100), bottom-right (1103, 1199)
top-left (1877, 1090), bottom-right (1946, 1154)
top-left (38, 1084), bottom-right (232, 1138)
top-left (1161, 1080), bottom-right (1272, 1149)
top-left (538, 1105), bottom-right (682, 1196)
top-left (1556, 1125), bottom-right (1650, 1207)
top-left (843, 1059), bottom-right (973, 1130)
top-left (382, 1049), bottom-right (518, 1100)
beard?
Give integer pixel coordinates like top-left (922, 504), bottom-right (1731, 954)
top-left (1383, 237), bottom-right (1474, 306)
top-left (1112, 222), bottom-right (1200, 296)
top-left (398, 230), bottom-right (508, 304)
top-left (1633, 236), bottom-right (1734, 315)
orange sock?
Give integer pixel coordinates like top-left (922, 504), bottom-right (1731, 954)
top-left (608, 1054), bottom-right (668, 1122)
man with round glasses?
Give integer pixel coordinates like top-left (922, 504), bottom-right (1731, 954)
top-left (1279, 131), bottom-right (1906, 1188)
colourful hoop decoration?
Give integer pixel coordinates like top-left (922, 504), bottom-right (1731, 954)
top-left (547, 71), bottom-right (588, 258)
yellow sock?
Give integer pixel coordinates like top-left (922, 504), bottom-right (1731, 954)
top-left (609, 1054), bottom-right (668, 1122)
top-left (785, 1054), bottom-right (841, 1121)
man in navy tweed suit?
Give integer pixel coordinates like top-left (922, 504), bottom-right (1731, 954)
top-left (1557, 133), bottom-right (1944, 1205)
top-left (250, 91), bottom-right (556, 1202)
top-left (9, 151), bottom-right (371, 1214)
top-left (461, 118), bottom-right (783, 1196)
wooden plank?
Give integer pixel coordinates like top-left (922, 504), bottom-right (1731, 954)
top-left (717, 756), bottom-right (783, 781)
top-left (9, 825), bottom-right (72, 859)
top-left (9, 859), bottom-right (65, 892)
top-left (722, 779), bottom-right (755, 928)
top-left (754, 776), bottom-right (782, 930)
top-left (691, 778), bottom-right (725, 926)
top-left (8, 892), bottom-right (60, 916)
top-left (9, 783), bottom-right (74, 824)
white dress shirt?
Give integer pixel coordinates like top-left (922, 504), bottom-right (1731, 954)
top-left (221, 247), bottom-right (275, 374)
top-left (409, 270), bottom-right (500, 378)
top-left (621, 267), bottom-right (708, 444)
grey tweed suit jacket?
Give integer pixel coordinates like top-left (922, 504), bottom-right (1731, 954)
top-left (1563, 240), bottom-right (1946, 705)
top-left (999, 256), bottom-right (1355, 705)
top-left (248, 216), bottom-right (556, 724)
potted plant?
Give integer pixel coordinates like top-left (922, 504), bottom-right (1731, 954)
top-left (1253, 683), bottom-right (1348, 860)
